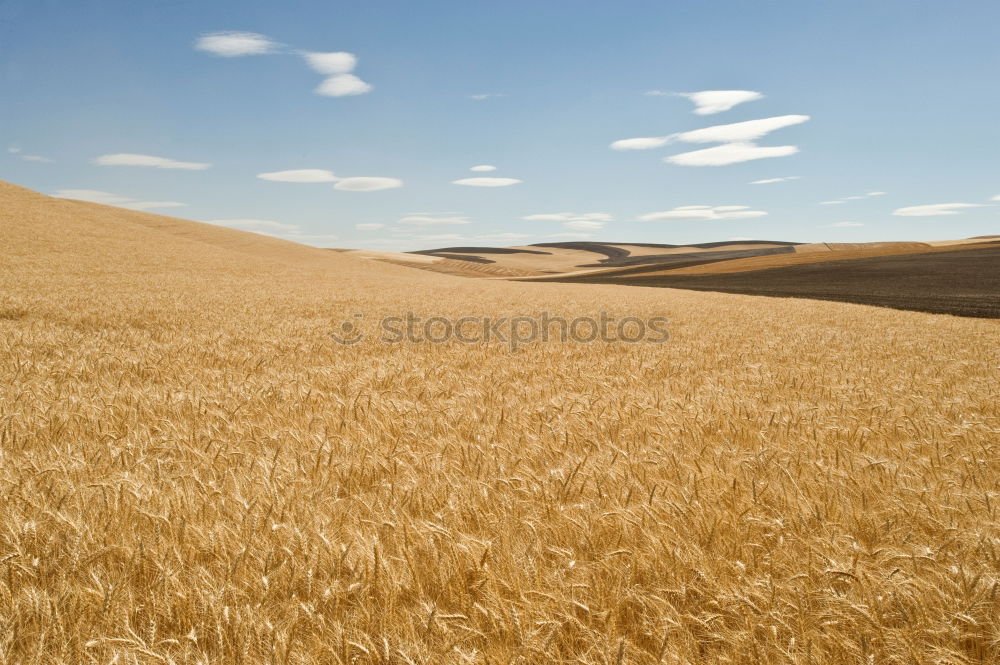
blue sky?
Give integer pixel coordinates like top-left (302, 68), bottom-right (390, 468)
top-left (2, 0), bottom-right (999, 250)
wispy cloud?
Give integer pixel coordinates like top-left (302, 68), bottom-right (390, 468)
top-left (679, 90), bottom-right (764, 115)
top-left (93, 153), bottom-right (210, 170)
top-left (668, 143), bottom-right (798, 166)
top-left (355, 223), bottom-right (385, 230)
top-left (257, 169), bottom-right (339, 183)
top-left (452, 177), bottom-right (522, 187)
top-left (22, 154), bottom-right (53, 163)
top-left (195, 32), bottom-right (281, 57)
top-left (610, 136), bottom-right (672, 151)
top-left (7, 147), bottom-right (20, 154)
top-left (334, 177), bottom-right (403, 191)
top-left (639, 205), bottom-right (767, 221)
top-left (613, 115), bottom-right (809, 165)
top-left (829, 221), bottom-right (864, 227)
top-left (821, 191), bottom-right (889, 205)
top-left (398, 215), bottom-right (471, 225)
top-left (55, 189), bottom-right (186, 210)
top-left (643, 90), bottom-right (670, 97)
top-left (991, 194), bottom-right (1000, 201)
top-left (750, 176), bottom-right (800, 185)
top-left (892, 203), bottom-right (985, 217)
top-left (470, 165), bottom-right (496, 172)
top-left (675, 115), bottom-right (809, 144)
top-left (469, 93), bottom-right (504, 101)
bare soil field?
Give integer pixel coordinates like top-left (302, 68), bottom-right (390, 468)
top-left (2, 180), bottom-right (999, 664)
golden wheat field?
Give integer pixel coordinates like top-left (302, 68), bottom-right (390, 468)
top-left (2, 180), bottom-right (1000, 664)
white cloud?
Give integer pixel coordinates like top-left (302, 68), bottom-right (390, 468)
top-left (610, 136), bottom-right (671, 151)
top-left (821, 191), bottom-right (888, 205)
top-left (315, 74), bottom-right (372, 97)
top-left (22, 154), bottom-right (53, 163)
top-left (93, 153), bottom-right (210, 170)
top-left (470, 165), bottom-right (496, 172)
top-left (195, 32), bottom-right (280, 57)
top-left (830, 221), bottom-right (864, 227)
top-left (667, 142), bottom-right (798, 166)
top-left (355, 223), bottom-right (385, 230)
top-left (639, 205), bottom-right (767, 221)
top-left (614, 115), bottom-right (809, 163)
top-left (206, 218), bottom-right (300, 232)
top-left (302, 51), bottom-right (357, 75)
top-left (334, 177), bottom-right (403, 191)
top-left (892, 203), bottom-right (985, 217)
top-left (750, 176), bottom-right (800, 185)
top-left (7, 147), bottom-right (20, 153)
top-left (643, 90), bottom-right (670, 97)
top-left (729, 236), bottom-right (754, 241)
top-left (470, 93), bottom-right (504, 101)
top-left (675, 115), bottom-right (809, 144)
top-left (399, 215), bottom-right (470, 225)
top-left (54, 189), bottom-right (187, 210)
top-left (992, 194), bottom-right (1000, 201)
top-left (257, 169), bottom-right (338, 183)
top-left (679, 90), bottom-right (764, 115)
top-left (452, 177), bottom-right (522, 187)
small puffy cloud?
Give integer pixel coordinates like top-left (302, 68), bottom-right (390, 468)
top-left (667, 142), bottom-right (798, 166)
top-left (679, 90), bottom-right (764, 115)
top-left (206, 218), bottom-right (300, 232)
top-left (94, 153), bottom-right (210, 170)
top-left (257, 169), bottom-right (338, 183)
top-left (302, 51), bottom-right (357, 75)
top-left (195, 32), bottom-right (280, 57)
top-left (992, 194), bottom-right (1000, 201)
top-left (355, 223), bottom-right (385, 230)
top-left (452, 177), bottom-right (522, 187)
top-left (610, 136), bottom-right (671, 151)
top-left (316, 74), bottom-right (372, 97)
top-left (334, 177), bottom-right (403, 191)
top-left (55, 189), bottom-right (186, 210)
top-left (398, 215), bottom-right (470, 225)
top-left (892, 203), bottom-right (985, 217)
top-left (750, 176), bottom-right (800, 185)
top-left (867, 191), bottom-right (887, 196)
top-left (639, 205), bottom-right (767, 221)
top-left (830, 221), bottom-right (864, 227)
top-left (470, 165), bottom-right (496, 172)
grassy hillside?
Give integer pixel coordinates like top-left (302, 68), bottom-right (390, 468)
top-left (2, 180), bottom-right (999, 664)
